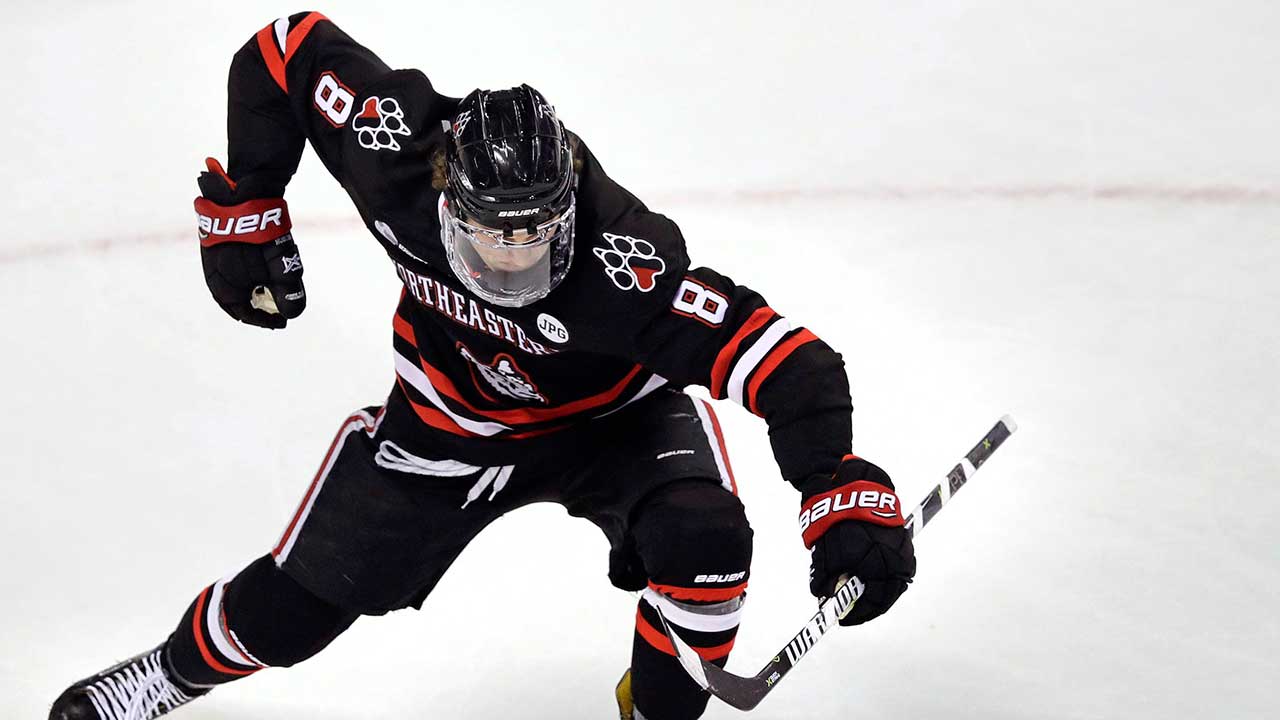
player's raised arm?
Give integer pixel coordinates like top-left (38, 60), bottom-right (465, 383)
top-left (196, 12), bottom-right (392, 328)
top-left (223, 12), bottom-right (396, 185)
top-left (630, 247), bottom-right (917, 627)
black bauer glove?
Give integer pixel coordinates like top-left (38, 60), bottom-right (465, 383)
top-left (798, 455), bottom-right (916, 626)
top-left (195, 158), bottom-right (306, 329)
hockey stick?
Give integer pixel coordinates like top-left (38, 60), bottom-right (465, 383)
top-left (654, 414), bottom-right (1018, 711)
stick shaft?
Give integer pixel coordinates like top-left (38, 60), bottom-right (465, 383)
top-left (905, 413), bottom-right (1017, 537)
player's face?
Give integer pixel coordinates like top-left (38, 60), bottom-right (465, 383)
top-left (468, 224), bottom-right (551, 272)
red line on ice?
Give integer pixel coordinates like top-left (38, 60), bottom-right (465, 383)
top-left (4, 184), bottom-right (1277, 265)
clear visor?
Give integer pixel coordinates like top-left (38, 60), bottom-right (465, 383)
top-left (440, 195), bottom-right (576, 308)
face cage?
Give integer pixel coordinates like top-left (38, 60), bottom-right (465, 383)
top-left (440, 196), bottom-right (577, 308)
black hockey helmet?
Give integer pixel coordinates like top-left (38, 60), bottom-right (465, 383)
top-left (440, 84), bottom-right (577, 308)
top-left (445, 84), bottom-right (575, 230)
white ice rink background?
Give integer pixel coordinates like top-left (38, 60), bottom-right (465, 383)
top-left (2, 1), bottom-right (1276, 718)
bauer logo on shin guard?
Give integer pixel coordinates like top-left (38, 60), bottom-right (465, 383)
top-left (694, 571), bottom-right (747, 584)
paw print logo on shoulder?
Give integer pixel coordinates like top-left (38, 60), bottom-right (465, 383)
top-left (353, 96), bottom-right (411, 151)
top-left (593, 233), bottom-right (667, 292)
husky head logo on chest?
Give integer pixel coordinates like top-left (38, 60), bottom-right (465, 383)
top-left (457, 343), bottom-right (546, 404)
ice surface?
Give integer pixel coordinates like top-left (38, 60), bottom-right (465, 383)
top-left (2, 2), bottom-right (1277, 719)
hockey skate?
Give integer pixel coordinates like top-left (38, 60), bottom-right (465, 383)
top-left (615, 669), bottom-right (635, 720)
top-left (49, 644), bottom-right (203, 720)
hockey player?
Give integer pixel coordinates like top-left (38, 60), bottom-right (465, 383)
top-left (50, 12), bottom-right (915, 720)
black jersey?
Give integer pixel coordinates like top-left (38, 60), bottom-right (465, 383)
top-left (217, 12), bottom-right (853, 486)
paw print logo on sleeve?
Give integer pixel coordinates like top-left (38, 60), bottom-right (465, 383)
top-left (593, 233), bottom-right (667, 292)
top-left (353, 96), bottom-right (412, 151)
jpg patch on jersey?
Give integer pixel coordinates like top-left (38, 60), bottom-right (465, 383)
top-left (353, 96), bottom-right (411, 151)
top-left (594, 233), bottom-right (666, 292)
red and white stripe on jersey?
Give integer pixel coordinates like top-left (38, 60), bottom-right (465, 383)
top-left (255, 12), bottom-right (329, 92)
top-left (394, 350), bottom-right (667, 437)
top-left (392, 314), bottom-right (669, 438)
top-left (709, 307), bottom-right (820, 415)
top-left (272, 408), bottom-right (384, 565)
top-left (394, 351), bottom-right (512, 437)
top-left (690, 397), bottom-right (737, 495)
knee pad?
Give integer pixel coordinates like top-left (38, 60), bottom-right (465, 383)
top-left (221, 554), bottom-right (359, 667)
top-left (631, 479), bottom-right (753, 599)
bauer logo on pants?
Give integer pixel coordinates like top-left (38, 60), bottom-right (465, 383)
top-left (353, 96), bottom-right (411, 151)
top-left (593, 233), bottom-right (666, 292)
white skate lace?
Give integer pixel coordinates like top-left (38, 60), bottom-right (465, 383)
top-left (84, 649), bottom-right (192, 720)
